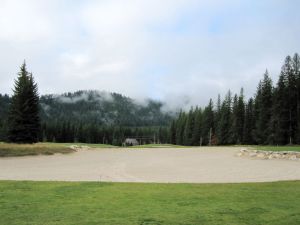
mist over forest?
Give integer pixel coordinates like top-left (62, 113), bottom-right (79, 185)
top-left (0, 90), bottom-right (173, 144)
top-left (1, 53), bottom-right (300, 146)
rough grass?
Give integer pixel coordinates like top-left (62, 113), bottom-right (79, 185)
top-left (253, 146), bottom-right (300, 152)
top-left (130, 144), bottom-right (189, 148)
top-left (2, 142), bottom-right (300, 157)
top-left (47, 142), bottom-right (116, 148)
top-left (0, 180), bottom-right (299, 225)
top-left (133, 144), bottom-right (300, 151)
top-left (74, 143), bottom-right (115, 148)
top-left (0, 142), bottom-right (75, 157)
top-left (0, 142), bottom-right (118, 157)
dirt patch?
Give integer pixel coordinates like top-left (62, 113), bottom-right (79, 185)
top-left (0, 147), bottom-right (299, 183)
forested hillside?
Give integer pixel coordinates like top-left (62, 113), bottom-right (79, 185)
top-left (0, 91), bottom-right (173, 144)
top-left (40, 90), bottom-right (172, 127)
top-left (1, 54), bottom-right (299, 146)
top-left (171, 53), bottom-right (300, 146)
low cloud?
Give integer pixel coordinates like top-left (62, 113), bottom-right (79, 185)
top-left (0, 0), bottom-right (299, 110)
top-left (56, 93), bottom-right (89, 104)
top-left (55, 91), bottom-right (114, 104)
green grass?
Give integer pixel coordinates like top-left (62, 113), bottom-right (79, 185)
top-left (0, 142), bottom-right (116, 157)
top-left (0, 181), bottom-right (299, 225)
top-left (0, 142), bottom-right (75, 157)
top-left (2, 142), bottom-right (300, 157)
top-left (130, 144), bottom-right (189, 148)
top-left (253, 146), bottom-right (300, 152)
top-left (45, 142), bottom-right (116, 148)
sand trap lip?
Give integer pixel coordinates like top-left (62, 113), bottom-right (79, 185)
top-left (0, 147), bottom-right (299, 183)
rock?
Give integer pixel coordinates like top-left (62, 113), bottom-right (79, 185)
top-left (289, 155), bottom-right (297, 160)
top-left (237, 152), bottom-right (243, 157)
top-left (70, 145), bottom-right (79, 150)
top-left (238, 148), bottom-right (300, 161)
top-left (257, 153), bottom-right (266, 159)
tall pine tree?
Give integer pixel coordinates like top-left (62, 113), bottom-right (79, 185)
top-left (255, 71), bottom-right (273, 144)
top-left (284, 56), bottom-right (297, 144)
top-left (8, 62), bottom-right (40, 143)
top-left (217, 91), bottom-right (232, 145)
top-left (191, 107), bottom-right (202, 146)
top-left (229, 89), bottom-right (245, 144)
top-left (202, 99), bottom-right (214, 145)
top-left (292, 53), bottom-right (300, 143)
top-left (243, 98), bottom-right (255, 144)
top-left (273, 73), bottom-right (289, 144)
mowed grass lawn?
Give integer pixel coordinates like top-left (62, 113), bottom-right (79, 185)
top-left (0, 181), bottom-right (299, 225)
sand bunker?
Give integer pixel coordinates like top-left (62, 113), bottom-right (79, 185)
top-left (0, 147), bottom-right (299, 183)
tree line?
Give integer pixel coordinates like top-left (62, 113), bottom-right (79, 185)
top-left (170, 53), bottom-right (300, 146)
top-left (40, 122), bottom-right (169, 145)
top-left (0, 64), bottom-right (171, 144)
top-left (2, 54), bottom-right (300, 145)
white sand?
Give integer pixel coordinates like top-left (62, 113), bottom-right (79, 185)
top-left (0, 147), bottom-right (299, 183)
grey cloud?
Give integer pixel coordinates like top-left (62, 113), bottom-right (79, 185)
top-left (55, 91), bottom-right (114, 104)
top-left (0, 0), bottom-right (299, 110)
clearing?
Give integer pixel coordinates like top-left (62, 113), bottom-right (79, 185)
top-left (0, 147), bottom-right (299, 183)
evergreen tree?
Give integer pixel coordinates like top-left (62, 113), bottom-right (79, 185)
top-left (284, 56), bottom-right (297, 144)
top-left (183, 108), bottom-right (195, 145)
top-left (230, 88), bottom-right (245, 144)
top-left (255, 71), bottom-right (273, 144)
top-left (201, 99), bottom-right (214, 145)
top-left (237, 89), bottom-right (245, 143)
top-left (217, 91), bottom-right (232, 145)
top-left (230, 94), bottom-right (239, 144)
top-left (243, 98), bottom-right (255, 144)
top-left (191, 107), bottom-right (202, 146)
top-left (273, 73), bottom-right (289, 144)
top-left (175, 111), bottom-right (186, 145)
top-left (293, 53), bottom-right (300, 143)
top-left (0, 94), bottom-right (10, 141)
top-left (169, 120), bottom-right (176, 144)
top-left (8, 62), bottom-right (40, 143)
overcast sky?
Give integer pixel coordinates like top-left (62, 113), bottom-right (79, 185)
top-left (0, 0), bottom-right (299, 109)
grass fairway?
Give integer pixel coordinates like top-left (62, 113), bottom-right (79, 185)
top-left (0, 142), bottom-right (75, 157)
top-left (0, 181), bottom-right (299, 225)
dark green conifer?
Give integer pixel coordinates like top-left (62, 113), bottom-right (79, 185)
top-left (217, 91), bottom-right (232, 145)
top-left (273, 73), bottom-right (289, 144)
top-left (243, 98), bottom-right (255, 144)
top-left (191, 107), bottom-right (202, 146)
top-left (8, 62), bottom-right (40, 143)
top-left (255, 70), bottom-right (273, 144)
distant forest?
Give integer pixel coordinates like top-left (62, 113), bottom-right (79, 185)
top-left (171, 53), bottom-right (300, 146)
top-left (0, 53), bottom-right (299, 146)
top-left (0, 91), bottom-right (172, 145)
